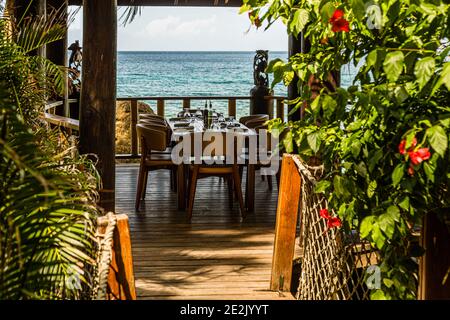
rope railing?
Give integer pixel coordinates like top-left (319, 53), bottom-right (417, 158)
top-left (292, 155), bottom-right (378, 300)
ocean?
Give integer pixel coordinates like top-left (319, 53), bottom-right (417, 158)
top-left (117, 51), bottom-right (356, 119)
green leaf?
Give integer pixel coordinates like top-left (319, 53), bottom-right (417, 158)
top-left (360, 216), bottom-right (376, 238)
top-left (386, 205), bottom-right (400, 222)
top-left (427, 125), bottom-right (448, 157)
top-left (383, 51), bottom-right (404, 82)
top-left (366, 49), bottom-right (378, 69)
top-left (320, 2), bottom-right (335, 22)
top-left (392, 163), bottom-right (405, 186)
top-left (398, 196), bottom-right (410, 211)
top-left (423, 161), bottom-right (435, 182)
top-left (414, 57), bottom-right (435, 90)
top-left (351, 0), bottom-right (366, 20)
top-left (322, 95), bottom-right (337, 119)
top-left (371, 289), bottom-right (388, 300)
top-left (283, 131), bottom-right (294, 153)
top-left (441, 62), bottom-right (450, 91)
top-left (307, 131), bottom-right (321, 153)
top-left (356, 161), bottom-right (367, 177)
top-left (315, 180), bottom-right (331, 193)
top-left (333, 175), bottom-right (350, 198)
top-left (367, 180), bottom-right (377, 198)
top-left (289, 8), bottom-right (309, 36)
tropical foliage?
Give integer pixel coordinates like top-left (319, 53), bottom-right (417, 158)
top-left (241, 0), bottom-right (450, 299)
top-left (0, 5), bottom-right (102, 299)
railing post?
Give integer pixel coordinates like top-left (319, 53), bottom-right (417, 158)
top-left (228, 98), bottom-right (236, 118)
top-left (183, 98), bottom-right (190, 110)
top-left (157, 99), bottom-right (164, 117)
top-left (270, 154), bottom-right (301, 292)
top-left (130, 99), bottom-right (138, 157)
top-left (277, 98), bottom-right (285, 121)
top-left (98, 214), bottom-right (136, 300)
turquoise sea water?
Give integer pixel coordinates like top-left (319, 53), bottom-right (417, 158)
top-left (117, 51), bottom-right (356, 119)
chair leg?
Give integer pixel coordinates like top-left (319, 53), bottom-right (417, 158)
top-left (135, 163), bottom-right (145, 211)
top-left (141, 169), bottom-right (149, 199)
top-left (187, 165), bottom-right (200, 221)
top-left (267, 175), bottom-right (273, 191)
top-left (170, 168), bottom-right (174, 191)
top-left (227, 176), bottom-right (233, 209)
top-left (232, 166), bottom-right (246, 218)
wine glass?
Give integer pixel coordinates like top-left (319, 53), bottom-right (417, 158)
top-left (182, 108), bottom-right (191, 118)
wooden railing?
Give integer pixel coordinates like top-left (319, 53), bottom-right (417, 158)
top-left (45, 95), bottom-right (288, 159)
top-left (116, 95), bottom-right (287, 159)
top-left (43, 99), bottom-right (80, 135)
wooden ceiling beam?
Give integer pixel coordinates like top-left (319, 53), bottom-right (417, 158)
top-left (68, 0), bottom-right (243, 7)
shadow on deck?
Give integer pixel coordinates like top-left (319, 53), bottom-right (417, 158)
top-left (115, 164), bottom-right (295, 300)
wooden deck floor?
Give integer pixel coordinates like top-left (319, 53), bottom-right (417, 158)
top-left (116, 164), bottom-right (295, 300)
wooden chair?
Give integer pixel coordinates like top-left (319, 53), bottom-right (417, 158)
top-left (139, 113), bottom-right (165, 123)
top-left (239, 114), bottom-right (269, 126)
top-left (245, 117), bottom-right (269, 129)
top-left (135, 123), bottom-right (176, 211)
top-left (185, 132), bottom-right (246, 221)
top-left (250, 124), bottom-right (280, 189)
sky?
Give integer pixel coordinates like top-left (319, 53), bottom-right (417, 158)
top-left (68, 6), bottom-right (288, 52)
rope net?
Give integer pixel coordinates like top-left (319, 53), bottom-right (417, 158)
top-left (293, 155), bottom-right (378, 300)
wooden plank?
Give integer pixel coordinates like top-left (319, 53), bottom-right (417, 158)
top-left (79, 0), bottom-right (117, 212)
top-left (157, 99), bottom-right (165, 117)
top-left (270, 154), bottom-right (301, 292)
top-left (228, 98), bottom-right (236, 118)
top-left (114, 165), bottom-right (298, 300)
top-left (130, 99), bottom-right (138, 156)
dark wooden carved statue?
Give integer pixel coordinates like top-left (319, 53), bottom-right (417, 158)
top-left (68, 40), bottom-right (82, 119)
top-left (68, 40), bottom-right (82, 96)
top-left (250, 50), bottom-right (273, 116)
top-left (253, 50), bottom-right (269, 87)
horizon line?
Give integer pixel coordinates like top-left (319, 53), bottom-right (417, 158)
top-left (117, 50), bottom-right (288, 53)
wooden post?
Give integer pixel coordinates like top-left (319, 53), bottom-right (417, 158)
top-left (157, 99), bottom-right (164, 116)
top-left (79, 0), bottom-right (117, 212)
top-left (270, 154), bottom-right (301, 292)
top-left (183, 98), bottom-right (190, 110)
top-left (419, 212), bottom-right (450, 299)
top-left (98, 214), bottom-right (136, 300)
top-left (228, 98), bottom-right (236, 118)
top-left (130, 99), bottom-right (138, 156)
top-left (288, 34), bottom-right (302, 121)
top-left (276, 98), bottom-right (284, 121)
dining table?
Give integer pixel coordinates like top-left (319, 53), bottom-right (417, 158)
top-left (165, 115), bottom-right (258, 212)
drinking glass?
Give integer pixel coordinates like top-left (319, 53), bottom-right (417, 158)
top-left (182, 108), bottom-right (191, 118)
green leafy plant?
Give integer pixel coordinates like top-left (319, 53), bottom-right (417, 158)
top-left (242, 0), bottom-right (450, 299)
top-left (0, 5), bottom-right (102, 299)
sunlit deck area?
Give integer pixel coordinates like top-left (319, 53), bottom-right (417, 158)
top-left (115, 164), bottom-right (297, 300)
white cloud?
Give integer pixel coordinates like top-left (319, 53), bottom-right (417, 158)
top-left (145, 15), bottom-right (217, 37)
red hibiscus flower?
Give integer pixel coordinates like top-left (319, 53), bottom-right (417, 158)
top-left (409, 148), bottom-right (431, 165)
top-left (329, 9), bottom-right (350, 32)
top-left (327, 216), bottom-right (342, 229)
top-left (320, 208), bottom-right (342, 230)
top-left (320, 209), bottom-right (331, 219)
top-left (398, 137), bottom-right (417, 155)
